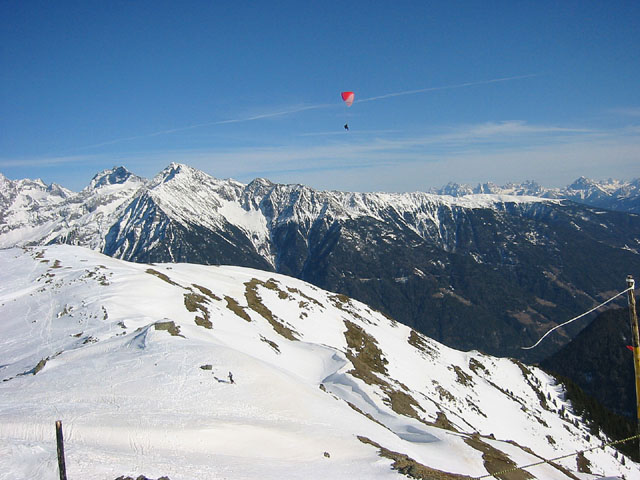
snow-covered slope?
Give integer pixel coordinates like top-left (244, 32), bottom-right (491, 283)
top-left (0, 245), bottom-right (635, 479)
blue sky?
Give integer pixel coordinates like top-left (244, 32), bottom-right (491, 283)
top-left (1, 1), bottom-right (639, 192)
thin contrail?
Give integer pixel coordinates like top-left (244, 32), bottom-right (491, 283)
top-left (357, 74), bottom-right (540, 103)
top-left (72, 74), bottom-right (538, 151)
top-left (73, 103), bottom-right (333, 151)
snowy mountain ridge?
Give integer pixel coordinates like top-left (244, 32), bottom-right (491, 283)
top-left (3, 164), bottom-right (638, 255)
top-left (431, 176), bottom-right (640, 213)
top-left (0, 163), bottom-right (561, 254)
top-left (3, 164), bottom-right (640, 363)
top-left (0, 244), bottom-right (636, 479)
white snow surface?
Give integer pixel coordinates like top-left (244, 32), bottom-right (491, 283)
top-left (0, 245), bottom-right (636, 480)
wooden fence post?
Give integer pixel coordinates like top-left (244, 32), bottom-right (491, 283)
top-left (55, 420), bottom-right (67, 480)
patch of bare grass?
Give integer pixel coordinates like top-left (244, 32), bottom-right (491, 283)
top-left (260, 335), bottom-right (281, 354)
top-left (464, 435), bottom-right (534, 480)
top-left (184, 291), bottom-right (212, 329)
top-left (154, 321), bottom-right (184, 338)
top-left (408, 330), bottom-right (438, 359)
top-left (225, 296), bottom-right (252, 322)
top-left (192, 284), bottom-right (221, 301)
top-left (386, 389), bottom-right (425, 419)
top-left (512, 359), bottom-right (550, 411)
top-left (261, 279), bottom-right (289, 299)
top-left (433, 382), bottom-right (456, 404)
top-left (287, 286), bottom-right (324, 308)
top-left (451, 365), bottom-right (474, 387)
top-left (33, 358), bottom-right (48, 375)
top-left (469, 357), bottom-right (488, 375)
top-left (330, 294), bottom-right (372, 324)
top-left (344, 320), bottom-right (425, 422)
top-left (344, 320), bottom-right (388, 380)
top-left (244, 279), bottom-right (298, 340)
top-left (146, 269), bottom-right (181, 287)
top-left (431, 411), bottom-right (458, 432)
top-left (358, 436), bottom-right (473, 479)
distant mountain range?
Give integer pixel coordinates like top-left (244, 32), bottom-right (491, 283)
top-left (430, 177), bottom-right (640, 213)
top-left (2, 165), bottom-right (640, 364)
top-left (1, 244), bottom-right (636, 478)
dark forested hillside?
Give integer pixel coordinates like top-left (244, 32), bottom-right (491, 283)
top-left (540, 307), bottom-right (636, 418)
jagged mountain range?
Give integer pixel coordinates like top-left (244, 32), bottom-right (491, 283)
top-left (431, 177), bottom-right (640, 213)
top-left (2, 165), bottom-right (640, 364)
top-left (0, 245), bottom-right (636, 479)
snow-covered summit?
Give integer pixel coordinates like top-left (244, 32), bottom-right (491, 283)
top-left (0, 172), bottom-right (72, 206)
top-left (88, 166), bottom-right (142, 190)
top-left (1, 244), bottom-right (636, 479)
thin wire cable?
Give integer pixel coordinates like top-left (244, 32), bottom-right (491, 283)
top-left (473, 433), bottom-right (640, 479)
top-left (522, 287), bottom-right (633, 350)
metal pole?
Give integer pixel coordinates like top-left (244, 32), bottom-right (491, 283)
top-left (55, 420), bottom-right (67, 480)
top-left (626, 275), bottom-right (640, 459)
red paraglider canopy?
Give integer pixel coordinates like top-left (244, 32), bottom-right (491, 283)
top-left (341, 91), bottom-right (355, 107)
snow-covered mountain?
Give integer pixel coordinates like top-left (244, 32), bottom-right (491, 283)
top-left (0, 172), bottom-right (73, 227)
top-left (0, 164), bottom-right (562, 258)
top-left (1, 245), bottom-right (636, 479)
top-left (431, 177), bottom-right (640, 213)
top-left (0, 168), bottom-right (146, 250)
top-left (2, 164), bottom-right (640, 364)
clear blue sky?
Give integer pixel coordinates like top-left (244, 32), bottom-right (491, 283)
top-left (1, 1), bottom-right (639, 192)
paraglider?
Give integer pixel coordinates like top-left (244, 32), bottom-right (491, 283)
top-left (341, 91), bottom-right (354, 107)
top-left (341, 91), bottom-right (354, 131)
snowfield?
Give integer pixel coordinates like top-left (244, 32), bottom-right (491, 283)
top-left (0, 245), bottom-right (636, 479)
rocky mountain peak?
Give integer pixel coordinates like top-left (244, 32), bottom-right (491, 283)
top-left (568, 176), bottom-right (598, 191)
top-left (45, 182), bottom-right (72, 199)
top-left (438, 182), bottom-right (474, 197)
top-left (246, 177), bottom-right (274, 193)
top-left (89, 166), bottom-right (137, 189)
top-left (152, 162), bottom-right (186, 185)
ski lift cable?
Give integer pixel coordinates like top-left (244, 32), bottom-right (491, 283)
top-left (473, 432), bottom-right (640, 479)
top-left (521, 286), bottom-right (634, 350)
